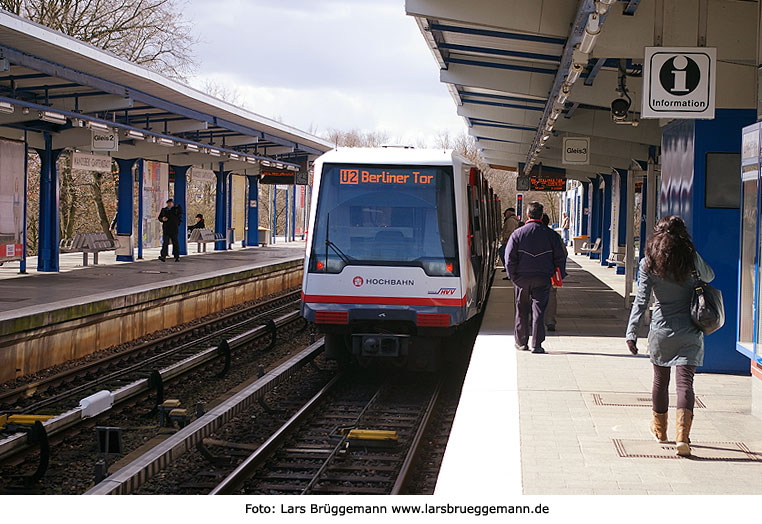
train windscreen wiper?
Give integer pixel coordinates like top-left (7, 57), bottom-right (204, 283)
top-left (325, 212), bottom-right (353, 264)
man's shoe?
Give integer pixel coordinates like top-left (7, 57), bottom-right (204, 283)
top-left (174, 258), bottom-right (180, 262)
top-left (514, 343), bottom-right (529, 351)
top-left (546, 324), bottom-right (556, 332)
top-left (158, 256), bottom-right (166, 262)
top-left (501, 269), bottom-right (506, 273)
top-left (502, 276), bottom-right (510, 280)
top-left (531, 346), bottom-right (546, 354)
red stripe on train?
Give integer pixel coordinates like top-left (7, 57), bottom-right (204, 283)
top-left (302, 292), bottom-right (466, 307)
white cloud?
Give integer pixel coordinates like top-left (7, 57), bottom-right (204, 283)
top-left (185, 0), bottom-right (466, 146)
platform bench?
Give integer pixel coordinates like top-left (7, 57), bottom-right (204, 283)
top-left (60, 232), bottom-right (119, 266)
top-left (189, 228), bottom-right (225, 252)
top-left (579, 238), bottom-right (602, 257)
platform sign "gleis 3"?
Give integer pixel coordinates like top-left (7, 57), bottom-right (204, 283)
top-left (642, 47), bottom-right (716, 119)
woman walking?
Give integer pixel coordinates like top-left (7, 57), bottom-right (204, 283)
top-left (625, 216), bottom-right (714, 456)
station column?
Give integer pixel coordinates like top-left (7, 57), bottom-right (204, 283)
top-left (215, 163), bottom-right (229, 251)
top-left (115, 158), bottom-right (137, 262)
top-left (35, 132), bottom-right (63, 272)
top-left (172, 165), bottom-right (190, 256)
top-left (246, 175), bottom-right (259, 247)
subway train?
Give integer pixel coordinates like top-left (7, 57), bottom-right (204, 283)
top-left (301, 147), bottom-right (500, 369)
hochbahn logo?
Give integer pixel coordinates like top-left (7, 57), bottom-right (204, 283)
top-left (353, 276), bottom-right (414, 287)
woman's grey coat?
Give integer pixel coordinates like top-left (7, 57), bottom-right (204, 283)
top-left (626, 254), bottom-right (715, 367)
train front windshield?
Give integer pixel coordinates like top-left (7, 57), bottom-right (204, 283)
top-left (309, 164), bottom-right (459, 276)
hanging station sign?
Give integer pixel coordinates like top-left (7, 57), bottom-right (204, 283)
top-left (562, 137), bottom-right (590, 165)
top-left (91, 129), bottom-right (119, 151)
top-left (642, 47), bottom-right (716, 119)
top-left (71, 151), bottom-right (112, 173)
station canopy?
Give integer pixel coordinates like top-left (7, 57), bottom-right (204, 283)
top-left (0, 10), bottom-right (333, 173)
top-left (406, 0), bottom-right (757, 181)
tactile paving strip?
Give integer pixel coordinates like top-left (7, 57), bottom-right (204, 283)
top-left (613, 439), bottom-right (762, 461)
top-left (593, 393), bottom-right (706, 408)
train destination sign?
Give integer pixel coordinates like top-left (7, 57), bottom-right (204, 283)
top-left (339, 168), bottom-right (435, 186)
top-left (530, 176), bottom-right (565, 192)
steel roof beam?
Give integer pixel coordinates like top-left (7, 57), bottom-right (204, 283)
top-left (457, 103), bottom-right (542, 127)
top-left (406, 0), bottom-right (578, 39)
top-left (441, 62), bottom-right (554, 100)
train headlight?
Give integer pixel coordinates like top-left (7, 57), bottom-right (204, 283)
top-left (421, 258), bottom-right (458, 277)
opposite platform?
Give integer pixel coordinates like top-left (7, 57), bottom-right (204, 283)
top-left (0, 243), bottom-right (305, 383)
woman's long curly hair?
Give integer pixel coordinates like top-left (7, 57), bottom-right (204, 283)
top-left (644, 216), bottom-right (695, 282)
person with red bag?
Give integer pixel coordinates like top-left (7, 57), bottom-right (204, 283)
top-left (542, 214), bottom-right (565, 331)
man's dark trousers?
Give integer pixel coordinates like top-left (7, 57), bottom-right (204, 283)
top-left (514, 275), bottom-right (551, 349)
top-left (161, 232), bottom-right (179, 260)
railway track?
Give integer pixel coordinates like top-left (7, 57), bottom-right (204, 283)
top-left (0, 290), bottom-right (306, 475)
top-left (210, 372), bottom-right (443, 495)
top-left (0, 291), bottom-right (301, 413)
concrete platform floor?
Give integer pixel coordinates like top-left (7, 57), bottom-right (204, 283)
top-left (438, 255), bottom-right (762, 495)
top-left (0, 240), bottom-right (305, 319)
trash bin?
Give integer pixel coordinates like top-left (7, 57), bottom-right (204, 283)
top-left (572, 235), bottom-right (588, 255)
top-left (258, 227), bottom-right (270, 246)
top-left (115, 233), bottom-right (133, 257)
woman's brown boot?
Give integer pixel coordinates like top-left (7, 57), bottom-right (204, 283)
top-left (675, 408), bottom-right (693, 456)
top-left (650, 411), bottom-right (668, 442)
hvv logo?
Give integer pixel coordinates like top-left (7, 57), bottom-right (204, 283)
top-left (428, 288), bottom-right (457, 295)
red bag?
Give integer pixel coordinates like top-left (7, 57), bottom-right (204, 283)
top-left (551, 267), bottom-right (563, 287)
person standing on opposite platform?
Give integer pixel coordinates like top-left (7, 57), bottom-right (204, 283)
top-left (541, 213), bottom-right (564, 332)
top-left (561, 212), bottom-right (570, 245)
top-left (625, 216), bottom-right (715, 457)
top-left (158, 198), bottom-right (183, 262)
top-left (499, 208), bottom-right (521, 280)
top-left (506, 202), bottom-right (567, 354)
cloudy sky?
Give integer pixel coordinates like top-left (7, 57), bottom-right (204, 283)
top-left (184, 0), bottom-right (466, 145)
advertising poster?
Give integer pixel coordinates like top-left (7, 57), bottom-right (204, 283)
top-left (142, 160), bottom-right (169, 248)
top-left (231, 175), bottom-right (245, 242)
top-left (0, 139), bottom-right (24, 262)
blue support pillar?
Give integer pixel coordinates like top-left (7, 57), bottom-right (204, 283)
top-left (172, 165), bottom-right (190, 256)
top-left (616, 169), bottom-right (628, 274)
top-left (246, 175), bottom-right (259, 247)
top-left (137, 160), bottom-right (144, 259)
top-left (600, 173), bottom-right (612, 266)
top-left (227, 173), bottom-right (233, 249)
top-left (581, 182), bottom-right (590, 237)
top-left (35, 132), bottom-right (63, 272)
top-left (115, 158), bottom-right (137, 262)
top-left (214, 164), bottom-right (229, 251)
top-left (589, 177), bottom-right (601, 259)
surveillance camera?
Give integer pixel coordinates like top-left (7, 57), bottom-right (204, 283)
top-left (610, 98), bottom-right (630, 121)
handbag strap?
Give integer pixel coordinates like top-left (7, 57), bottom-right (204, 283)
top-left (691, 269), bottom-right (705, 296)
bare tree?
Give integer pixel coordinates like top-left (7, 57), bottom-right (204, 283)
top-left (1, 0), bottom-right (197, 79)
top-left (324, 128), bottom-right (390, 148)
top-left (200, 78), bottom-right (244, 107)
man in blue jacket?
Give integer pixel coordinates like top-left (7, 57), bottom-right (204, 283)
top-left (505, 202), bottom-right (567, 353)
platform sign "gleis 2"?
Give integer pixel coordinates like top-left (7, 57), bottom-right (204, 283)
top-left (642, 47), bottom-right (716, 119)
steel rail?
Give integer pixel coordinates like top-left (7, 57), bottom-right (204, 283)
top-left (209, 371), bottom-right (342, 495)
top-left (390, 379), bottom-right (443, 494)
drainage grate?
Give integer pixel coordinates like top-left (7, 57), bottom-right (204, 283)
top-left (593, 393), bottom-right (706, 408)
top-left (613, 439), bottom-right (762, 462)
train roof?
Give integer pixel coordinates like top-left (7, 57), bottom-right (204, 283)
top-left (316, 147), bottom-right (469, 167)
